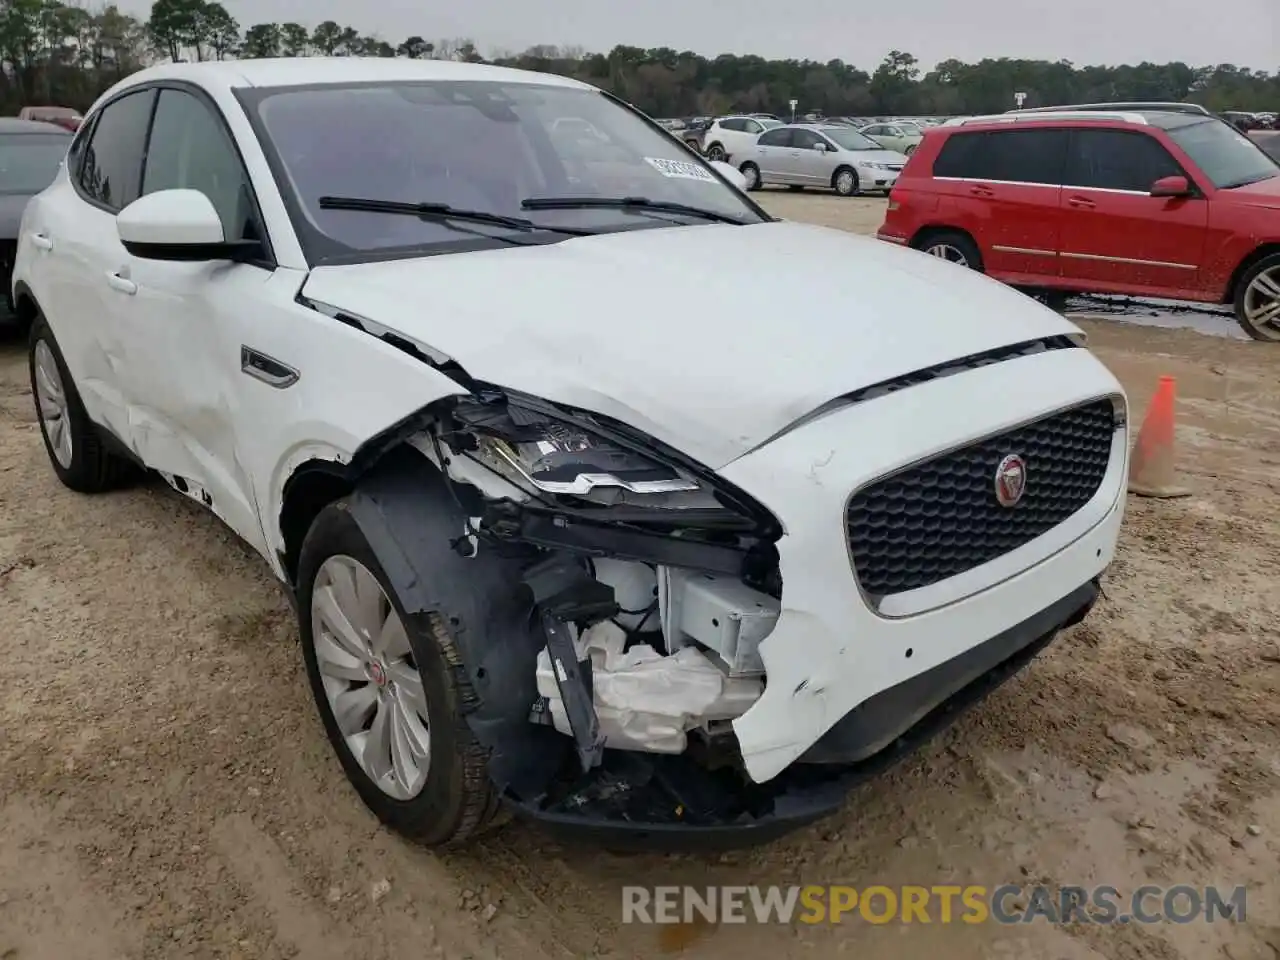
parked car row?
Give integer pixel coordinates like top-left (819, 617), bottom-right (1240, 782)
top-left (878, 105), bottom-right (1280, 341)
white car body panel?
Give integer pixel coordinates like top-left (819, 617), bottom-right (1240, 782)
top-left (301, 219), bottom-right (1082, 470)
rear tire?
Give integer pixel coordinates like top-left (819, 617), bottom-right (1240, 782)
top-left (28, 313), bottom-right (135, 493)
top-left (914, 230), bottom-right (984, 272)
top-left (739, 162), bottom-right (761, 191)
top-left (705, 142), bottom-right (726, 162)
top-left (1233, 252), bottom-right (1280, 342)
top-left (297, 501), bottom-right (499, 848)
top-left (905, 143), bottom-right (917, 155)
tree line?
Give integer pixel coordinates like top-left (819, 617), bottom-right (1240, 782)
top-left (1, 0), bottom-right (1276, 119)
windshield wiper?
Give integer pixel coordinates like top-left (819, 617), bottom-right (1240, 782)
top-left (317, 196), bottom-right (596, 236)
top-left (521, 196), bottom-right (748, 225)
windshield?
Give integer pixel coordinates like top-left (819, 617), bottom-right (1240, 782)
top-left (0, 133), bottom-right (70, 194)
top-left (244, 81), bottom-right (766, 261)
top-left (820, 127), bottom-right (882, 151)
top-left (758, 118), bottom-right (783, 130)
top-left (1167, 119), bottom-right (1278, 188)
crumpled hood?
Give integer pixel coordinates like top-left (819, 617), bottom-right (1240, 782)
top-left (301, 220), bottom-right (1080, 468)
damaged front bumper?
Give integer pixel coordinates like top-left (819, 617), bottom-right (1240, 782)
top-left (343, 340), bottom-right (1126, 850)
top-left (506, 579), bottom-right (1099, 850)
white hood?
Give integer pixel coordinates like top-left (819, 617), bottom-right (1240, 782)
top-left (301, 220), bottom-right (1080, 469)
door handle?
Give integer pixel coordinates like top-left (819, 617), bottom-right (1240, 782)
top-left (30, 233), bottom-right (53, 251)
top-left (105, 271), bottom-right (137, 295)
top-left (968, 185), bottom-right (995, 196)
top-left (1067, 196), bottom-right (1096, 208)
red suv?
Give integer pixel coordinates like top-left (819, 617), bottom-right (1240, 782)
top-left (876, 110), bottom-right (1280, 341)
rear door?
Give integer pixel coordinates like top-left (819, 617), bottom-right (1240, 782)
top-left (753, 127), bottom-right (794, 182)
top-left (932, 127), bottom-right (1067, 280)
top-left (1058, 128), bottom-right (1209, 296)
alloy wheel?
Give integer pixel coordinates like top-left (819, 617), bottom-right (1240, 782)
top-left (836, 170), bottom-right (856, 195)
top-left (310, 554), bottom-right (432, 800)
top-left (1241, 265), bottom-right (1280, 341)
top-left (925, 243), bottom-right (970, 267)
top-left (33, 339), bottom-right (72, 468)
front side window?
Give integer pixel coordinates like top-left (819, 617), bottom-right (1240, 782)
top-left (758, 128), bottom-right (792, 147)
top-left (820, 127), bottom-right (881, 151)
top-left (792, 130), bottom-right (827, 150)
top-left (1165, 118), bottom-right (1278, 189)
top-left (243, 81), bottom-right (768, 263)
top-left (79, 89), bottom-right (155, 210)
top-left (862, 125), bottom-right (884, 136)
top-left (0, 133), bottom-right (72, 194)
top-left (1065, 130), bottom-right (1181, 192)
top-left (142, 88), bottom-right (256, 241)
top-left (897, 123), bottom-right (923, 137)
top-left (719, 118), bottom-right (746, 132)
top-left (744, 119), bottom-right (763, 135)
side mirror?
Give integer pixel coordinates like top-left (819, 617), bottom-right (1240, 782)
top-left (117, 189), bottom-right (257, 262)
top-left (710, 160), bottom-right (748, 192)
top-left (1150, 175), bottom-right (1191, 198)
top-left (813, 142), bottom-right (828, 152)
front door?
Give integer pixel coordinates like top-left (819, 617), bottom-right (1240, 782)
top-left (1058, 129), bottom-right (1209, 297)
top-left (789, 129), bottom-right (834, 186)
top-left (112, 85), bottom-right (275, 552)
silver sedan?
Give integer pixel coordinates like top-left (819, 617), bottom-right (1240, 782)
top-left (737, 124), bottom-right (909, 196)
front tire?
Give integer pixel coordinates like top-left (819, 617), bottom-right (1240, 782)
top-left (739, 162), bottom-right (761, 190)
top-left (833, 166), bottom-right (860, 197)
top-left (905, 143), bottom-right (917, 155)
top-left (1233, 252), bottom-right (1280, 342)
top-left (28, 313), bottom-right (133, 493)
top-left (297, 501), bottom-right (499, 847)
top-left (705, 142), bottom-right (726, 162)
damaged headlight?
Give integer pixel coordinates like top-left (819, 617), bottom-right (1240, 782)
top-left (451, 394), bottom-right (735, 514)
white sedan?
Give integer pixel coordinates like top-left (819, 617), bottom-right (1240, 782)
top-left (14, 57), bottom-right (1127, 849)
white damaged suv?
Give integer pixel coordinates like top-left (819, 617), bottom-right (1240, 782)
top-left (14, 58), bottom-right (1128, 848)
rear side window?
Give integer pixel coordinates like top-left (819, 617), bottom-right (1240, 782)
top-left (719, 118), bottom-right (745, 132)
top-left (1065, 130), bottom-right (1182, 192)
top-left (758, 128), bottom-right (792, 147)
top-left (78, 89), bottom-right (156, 210)
top-left (932, 129), bottom-right (1067, 185)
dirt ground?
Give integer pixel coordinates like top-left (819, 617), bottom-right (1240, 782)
top-left (2, 191), bottom-right (1278, 960)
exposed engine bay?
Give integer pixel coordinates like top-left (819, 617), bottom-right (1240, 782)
top-left (410, 386), bottom-right (783, 766)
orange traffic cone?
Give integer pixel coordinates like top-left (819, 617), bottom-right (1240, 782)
top-left (1127, 375), bottom-right (1191, 498)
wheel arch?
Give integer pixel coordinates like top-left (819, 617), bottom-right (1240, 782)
top-left (909, 224), bottom-right (978, 251)
top-left (830, 164), bottom-right (858, 192)
top-left (12, 280), bottom-right (40, 329)
top-left (1223, 243), bottom-right (1280, 304)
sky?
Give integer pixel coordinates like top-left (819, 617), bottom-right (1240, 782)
top-left (114, 0), bottom-right (1279, 73)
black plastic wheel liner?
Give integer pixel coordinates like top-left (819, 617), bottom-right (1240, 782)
top-left (344, 444), bottom-right (568, 798)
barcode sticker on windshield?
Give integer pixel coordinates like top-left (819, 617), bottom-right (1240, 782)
top-left (644, 157), bottom-right (718, 182)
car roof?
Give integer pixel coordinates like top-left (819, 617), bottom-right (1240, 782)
top-left (943, 109), bottom-right (1223, 133)
top-left (99, 56), bottom-right (592, 97)
top-left (0, 117), bottom-right (73, 134)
